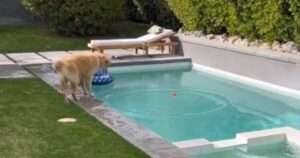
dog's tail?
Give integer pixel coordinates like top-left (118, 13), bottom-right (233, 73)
top-left (52, 60), bottom-right (64, 73)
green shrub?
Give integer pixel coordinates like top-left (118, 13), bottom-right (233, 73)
top-left (196, 0), bottom-right (228, 34)
top-left (168, 0), bottom-right (227, 33)
top-left (170, 0), bottom-right (297, 43)
top-left (251, 0), bottom-right (293, 42)
top-left (22, 0), bottom-right (126, 36)
top-left (131, 0), bottom-right (181, 29)
top-left (168, 0), bottom-right (199, 31)
top-left (289, 0), bottom-right (300, 45)
top-left (124, 0), bottom-right (148, 22)
top-left (227, 0), bottom-right (258, 39)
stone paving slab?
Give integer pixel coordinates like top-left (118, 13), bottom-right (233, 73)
top-left (68, 50), bottom-right (91, 54)
top-left (0, 54), bottom-right (15, 65)
top-left (38, 51), bottom-right (70, 62)
top-left (7, 52), bottom-right (51, 65)
top-left (0, 64), bottom-right (33, 78)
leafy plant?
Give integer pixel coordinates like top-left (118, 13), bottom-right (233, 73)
top-left (289, 0), bottom-right (300, 45)
top-left (22, 0), bottom-right (126, 36)
top-left (168, 0), bottom-right (199, 31)
top-left (131, 0), bottom-right (181, 29)
top-left (251, 0), bottom-right (293, 42)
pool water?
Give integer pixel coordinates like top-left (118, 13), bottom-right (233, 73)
top-left (198, 142), bottom-right (300, 158)
top-left (93, 66), bottom-right (300, 142)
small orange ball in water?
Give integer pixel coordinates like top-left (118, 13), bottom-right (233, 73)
top-left (171, 92), bottom-right (177, 96)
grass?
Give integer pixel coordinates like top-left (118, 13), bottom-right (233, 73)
top-left (0, 21), bottom-right (150, 53)
top-left (0, 78), bottom-right (149, 158)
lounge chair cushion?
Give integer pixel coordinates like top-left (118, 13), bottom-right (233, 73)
top-left (89, 29), bottom-right (175, 47)
top-left (147, 25), bottom-right (163, 34)
top-left (90, 38), bottom-right (143, 47)
top-left (137, 29), bottom-right (175, 43)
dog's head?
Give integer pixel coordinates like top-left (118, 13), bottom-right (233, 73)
top-left (95, 53), bottom-right (111, 72)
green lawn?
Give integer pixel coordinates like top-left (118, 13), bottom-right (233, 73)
top-left (0, 21), bottom-right (150, 53)
top-left (0, 78), bottom-right (149, 158)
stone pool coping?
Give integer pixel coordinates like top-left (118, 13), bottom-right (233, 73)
top-left (25, 57), bottom-right (192, 158)
top-left (173, 127), bottom-right (300, 156)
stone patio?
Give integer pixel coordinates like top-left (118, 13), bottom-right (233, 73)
top-left (0, 54), bottom-right (15, 65)
top-left (0, 64), bottom-right (33, 78)
top-left (38, 51), bottom-right (70, 61)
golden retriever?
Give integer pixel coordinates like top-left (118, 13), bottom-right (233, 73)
top-left (53, 52), bottom-right (111, 103)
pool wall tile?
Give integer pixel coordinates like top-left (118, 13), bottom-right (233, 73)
top-left (213, 139), bottom-right (246, 151)
top-left (173, 139), bottom-right (213, 156)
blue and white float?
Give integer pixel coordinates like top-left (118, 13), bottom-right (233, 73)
top-left (92, 71), bottom-right (114, 85)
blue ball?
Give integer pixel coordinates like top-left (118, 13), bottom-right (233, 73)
top-left (92, 70), bottom-right (114, 85)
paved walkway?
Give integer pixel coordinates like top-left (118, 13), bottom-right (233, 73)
top-left (0, 49), bottom-right (175, 78)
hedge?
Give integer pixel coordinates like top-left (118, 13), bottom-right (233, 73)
top-left (124, 0), bottom-right (148, 22)
top-left (22, 0), bottom-right (125, 36)
top-left (125, 0), bottom-right (181, 30)
top-left (167, 0), bottom-right (199, 31)
top-left (289, 0), bottom-right (300, 44)
top-left (168, 0), bottom-right (300, 44)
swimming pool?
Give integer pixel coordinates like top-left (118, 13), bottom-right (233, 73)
top-left (93, 63), bottom-right (300, 142)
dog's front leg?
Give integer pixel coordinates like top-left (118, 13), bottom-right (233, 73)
top-left (85, 76), bottom-right (95, 97)
top-left (80, 79), bottom-right (88, 95)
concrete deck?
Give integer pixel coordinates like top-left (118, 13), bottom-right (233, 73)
top-left (0, 64), bottom-right (33, 78)
top-left (0, 54), bottom-right (15, 65)
top-left (38, 51), bottom-right (70, 61)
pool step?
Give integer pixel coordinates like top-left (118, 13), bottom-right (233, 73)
top-left (173, 127), bottom-right (300, 156)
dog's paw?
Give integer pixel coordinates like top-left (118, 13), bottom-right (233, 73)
top-left (74, 96), bottom-right (80, 101)
top-left (71, 94), bottom-right (80, 101)
top-left (90, 93), bottom-right (95, 97)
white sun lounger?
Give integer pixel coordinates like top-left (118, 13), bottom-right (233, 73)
top-left (87, 29), bottom-right (178, 55)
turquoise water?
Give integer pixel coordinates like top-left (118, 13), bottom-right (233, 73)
top-left (198, 143), bottom-right (300, 158)
top-left (93, 66), bottom-right (300, 142)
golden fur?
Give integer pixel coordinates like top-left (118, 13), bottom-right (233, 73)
top-left (53, 52), bottom-right (111, 103)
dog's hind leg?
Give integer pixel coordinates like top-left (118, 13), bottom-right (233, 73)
top-left (70, 82), bottom-right (80, 101)
top-left (59, 77), bottom-right (67, 94)
top-left (60, 78), bottom-right (69, 103)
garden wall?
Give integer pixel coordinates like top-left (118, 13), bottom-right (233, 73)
top-left (177, 34), bottom-right (300, 91)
